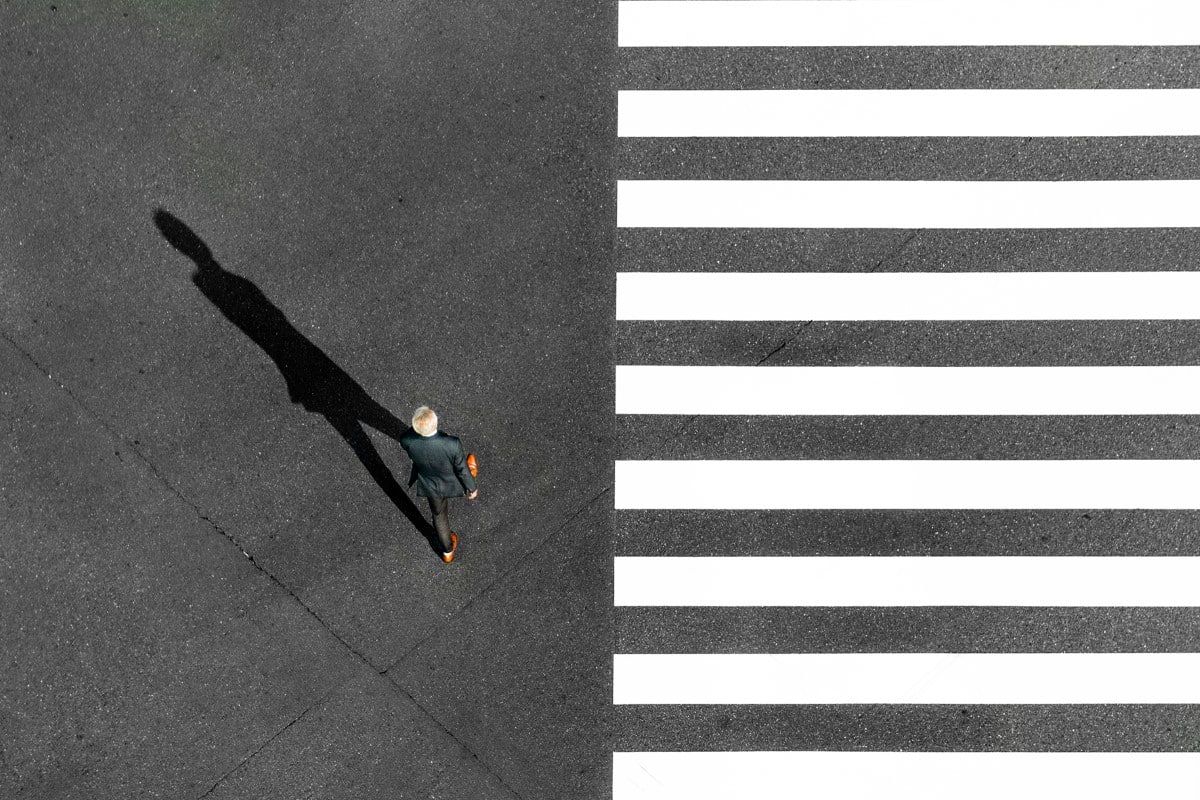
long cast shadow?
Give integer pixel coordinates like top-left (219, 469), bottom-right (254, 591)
top-left (153, 209), bottom-right (440, 553)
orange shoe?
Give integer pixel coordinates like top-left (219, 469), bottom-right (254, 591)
top-left (442, 532), bottom-right (458, 564)
top-left (467, 453), bottom-right (478, 478)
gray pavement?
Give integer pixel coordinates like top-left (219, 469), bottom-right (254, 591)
top-left (3, 1), bottom-right (611, 797)
top-left (12, 1), bottom-right (1200, 797)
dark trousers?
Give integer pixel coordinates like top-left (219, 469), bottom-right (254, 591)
top-left (427, 496), bottom-right (453, 553)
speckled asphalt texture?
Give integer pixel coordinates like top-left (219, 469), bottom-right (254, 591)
top-left (10, 2), bottom-right (1200, 798)
top-left (3, 1), bottom-right (611, 798)
top-left (614, 39), bottom-right (1200, 760)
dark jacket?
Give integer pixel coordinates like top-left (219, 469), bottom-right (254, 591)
top-left (400, 428), bottom-right (477, 498)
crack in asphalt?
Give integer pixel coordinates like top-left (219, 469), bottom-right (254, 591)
top-left (196, 688), bottom-right (334, 800)
top-left (377, 482), bottom-right (614, 800)
top-left (11, 52), bottom-right (1145, 798)
top-left (385, 481), bottom-right (614, 673)
top-left (3, 325), bottom-right (602, 799)
top-left (2, 329), bottom-right (111, 433)
top-left (734, 51), bottom-right (1150, 372)
top-left (867, 230), bottom-right (921, 274)
top-left (192, 679), bottom-right (527, 800)
top-left (384, 682), bottom-right (530, 800)
top-left (647, 320), bottom-right (816, 450)
top-left (755, 320), bottom-right (815, 366)
top-left (1, 328), bottom-right (382, 670)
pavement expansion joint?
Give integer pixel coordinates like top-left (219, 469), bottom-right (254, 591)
top-left (367, 483), bottom-right (615, 799)
top-left (197, 509), bottom-right (383, 673)
top-left (383, 482), bottom-right (615, 675)
top-left (3, 322), bottom-right (584, 799)
top-left (196, 687), bottom-right (336, 800)
top-left (2, 324), bottom-right (385, 673)
top-left (1, 327), bottom-right (99, 419)
top-left (381, 678), bottom-right (529, 800)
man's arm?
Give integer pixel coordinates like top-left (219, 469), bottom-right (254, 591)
top-left (450, 438), bottom-right (478, 496)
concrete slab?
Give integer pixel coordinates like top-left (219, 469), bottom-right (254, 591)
top-left (3, 1), bottom-right (614, 796)
top-left (388, 495), bottom-right (613, 800)
top-left (0, 338), bottom-right (361, 799)
top-left (204, 672), bottom-right (522, 800)
top-left (2, 0), bottom-right (612, 671)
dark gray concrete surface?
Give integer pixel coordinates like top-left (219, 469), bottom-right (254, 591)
top-left (613, 704), bottom-right (1200, 752)
top-left (2, 341), bottom-right (361, 798)
top-left (3, 0), bottom-right (612, 797)
top-left (618, 607), bottom-right (1200, 654)
top-left (620, 45), bottom-right (1200, 90)
top-left (619, 136), bottom-right (1200, 181)
top-left (11, 0), bottom-right (1200, 795)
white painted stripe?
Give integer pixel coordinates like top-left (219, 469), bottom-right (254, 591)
top-left (613, 752), bottom-right (1200, 800)
top-left (614, 460), bottom-right (1200, 509)
top-left (619, 89), bottom-right (1200, 137)
top-left (616, 272), bottom-right (1200, 321)
top-left (614, 556), bottom-right (1200, 606)
top-left (616, 366), bottom-right (1200, 415)
top-left (618, 1), bottom-right (1200, 47)
top-left (617, 181), bottom-right (1200, 229)
top-left (613, 653), bottom-right (1200, 704)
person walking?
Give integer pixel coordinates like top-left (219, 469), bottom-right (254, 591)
top-left (400, 406), bottom-right (478, 563)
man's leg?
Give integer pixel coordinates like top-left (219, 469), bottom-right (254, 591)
top-left (427, 496), bottom-right (453, 553)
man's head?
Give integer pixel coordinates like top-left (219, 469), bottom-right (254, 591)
top-left (412, 406), bottom-right (438, 436)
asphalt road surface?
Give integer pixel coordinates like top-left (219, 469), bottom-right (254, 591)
top-left (3, 1), bottom-right (611, 798)
top-left (8, 1), bottom-right (1200, 799)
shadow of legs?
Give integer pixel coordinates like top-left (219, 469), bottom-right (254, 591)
top-left (154, 209), bottom-right (436, 549)
top-left (327, 413), bottom-right (443, 554)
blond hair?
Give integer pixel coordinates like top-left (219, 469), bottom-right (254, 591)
top-left (412, 406), bottom-right (438, 436)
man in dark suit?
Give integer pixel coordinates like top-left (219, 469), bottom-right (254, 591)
top-left (400, 406), bottom-right (478, 563)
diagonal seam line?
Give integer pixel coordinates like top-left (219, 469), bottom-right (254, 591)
top-left (745, 65), bottom-right (1137, 369)
top-left (1, 330), bottom-right (381, 668)
top-left (195, 686), bottom-right (337, 800)
top-left (755, 319), bottom-right (815, 366)
top-left (199, 675), bottom-right (528, 800)
top-left (385, 680), bottom-right (529, 800)
top-left (866, 230), bottom-right (921, 274)
top-left (376, 484), bottom-right (613, 800)
top-left (658, 49), bottom-right (1145, 369)
top-left (3, 329), bottom-right (598, 798)
top-left (384, 482), bottom-right (614, 672)
top-left (624, 54), bottom-right (1145, 374)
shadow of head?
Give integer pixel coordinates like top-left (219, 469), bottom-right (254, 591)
top-left (154, 208), bottom-right (215, 267)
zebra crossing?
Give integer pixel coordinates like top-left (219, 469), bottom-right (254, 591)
top-left (615, 1), bottom-right (1200, 796)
